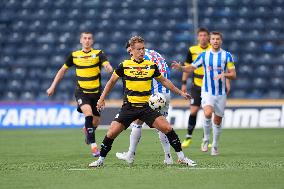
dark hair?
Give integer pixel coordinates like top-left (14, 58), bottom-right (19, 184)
top-left (80, 31), bottom-right (93, 39)
top-left (210, 31), bottom-right (223, 39)
top-left (197, 27), bottom-right (209, 35)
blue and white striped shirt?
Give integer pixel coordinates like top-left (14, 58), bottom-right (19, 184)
top-left (192, 49), bottom-right (235, 96)
top-left (144, 49), bottom-right (170, 94)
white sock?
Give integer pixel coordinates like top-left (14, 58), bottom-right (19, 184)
top-left (128, 123), bottom-right (142, 156)
top-left (203, 118), bottom-right (212, 142)
top-left (212, 123), bottom-right (222, 148)
top-left (91, 143), bottom-right (97, 148)
top-left (176, 151), bottom-right (185, 160)
top-left (157, 130), bottom-right (171, 158)
top-left (98, 156), bottom-right (105, 161)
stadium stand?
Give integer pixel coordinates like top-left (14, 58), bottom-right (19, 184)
top-left (0, 0), bottom-right (283, 101)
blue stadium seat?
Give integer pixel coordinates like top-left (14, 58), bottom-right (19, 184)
top-left (273, 64), bottom-right (284, 77)
top-left (2, 91), bottom-right (18, 101)
top-left (0, 0), bottom-right (283, 100)
top-left (20, 91), bottom-right (35, 101)
top-left (255, 65), bottom-right (270, 77)
top-left (230, 90), bottom-right (247, 99)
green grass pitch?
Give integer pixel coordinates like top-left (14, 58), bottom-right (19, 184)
top-left (0, 128), bottom-right (283, 189)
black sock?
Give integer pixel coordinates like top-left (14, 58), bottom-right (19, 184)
top-left (100, 136), bottom-right (114, 157)
top-left (187, 115), bottom-right (197, 136)
top-left (166, 129), bottom-right (182, 152)
top-left (85, 116), bottom-right (95, 143)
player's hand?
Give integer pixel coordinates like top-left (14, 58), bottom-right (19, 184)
top-left (214, 72), bottom-right (225, 81)
top-left (181, 92), bottom-right (191, 100)
top-left (181, 84), bottom-right (187, 93)
top-left (171, 61), bottom-right (182, 71)
top-left (96, 98), bottom-right (105, 112)
top-left (46, 87), bottom-right (55, 97)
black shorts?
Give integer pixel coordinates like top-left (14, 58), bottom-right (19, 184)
top-left (190, 84), bottom-right (202, 106)
top-left (114, 103), bottom-right (162, 129)
top-left (74, 89), bottom-right (101, 116)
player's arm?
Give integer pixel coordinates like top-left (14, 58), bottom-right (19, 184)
top-left (181, 49), bottom-right (193, 92)
top-left (225, 79), bottom-right (231, 95)
top-left (172, 53), bottom-right (204, 73)
top-left (100, 50), bottom-right (113, 73)
top-left (215, 53), bottom-right (237, 81)
top-left (46, 65), bottom-right (68, 96)
top-left (214, 62), bottom-right (237, 81)
top-left (46, 54), bottom-right (74, 97)
top-left (155, 76), bottom-right (190, 100)
top-left (97, 62), bottom-right (123, 110)
top-left (172, 61), bottom-right (196, 73)
top-left (97, 73), bottom-right (119, 110)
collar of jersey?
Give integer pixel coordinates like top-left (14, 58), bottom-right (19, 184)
top-left (210, 48), bottom-right (223, 54)
top-left (198, 44), bottom-right (210, 50)
top-left (131, 57), bottom-right (145, 64)
top-left (81, 48), bottom-right (93, 54)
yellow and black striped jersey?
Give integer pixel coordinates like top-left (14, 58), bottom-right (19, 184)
top-left (64, 48), bottom-right (109, 93)
top-left (114, 58), bottom-right (161, 106)
top-left (184, 44), bottom-right (211, 87)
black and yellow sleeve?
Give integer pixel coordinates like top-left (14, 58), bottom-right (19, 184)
top-left (184, 48), bottom-right (193, 66)
top-left (114, 62), bottom-right (124, 77)
top-left (63, 54), bottom-right (74, 68)
top-left (99, 51), bottom-right (109, 66)
top-left (153, 64), bottom-right (162, 78)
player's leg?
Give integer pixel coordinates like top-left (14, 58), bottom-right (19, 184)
top-left (128, 119), bottom-right (143, 156)
top-left (157, 98), bottom-right (173, 164)
top-left (201, 105), bottom-right (213, 152)
top-left (80, 104), bottom-right (100, 156)
top-left (116, 119), bottom-right (143, 162)
top-left (200, 93), bottom-right (214, 152)
top-left (182, 105), bottom-right (199, 148)
top-left (157, 130), bottom-right (173, 164)
top-left (75, 90), bottom-right (100, 156)
top-left (211, 95), bottom-right (226, 155)
top-left (89, 121), bottom-right (125, 167)
top-left (182, 85), bottom-right (201, 148)
top-left (151, 116), bottom-right (196, 166)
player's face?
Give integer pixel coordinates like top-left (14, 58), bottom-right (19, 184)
top-left (198, 32), bottom-right (209, 46)
top-left (210, 34), bottom-right (222, 50)
top-left (80, 33), bottom-right (93, 49)
top-left (131, 42), bottom-right (145, 61)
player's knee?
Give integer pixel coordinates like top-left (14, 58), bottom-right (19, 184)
top-left (163, 125), bottom-right (172, 134)
top-left (204, 111), bottom-right (212, 119)
top-left (190, 107), bottom-right (199, 115)
top-left (92, 116), bottom-right (100, 127)
top-left (214, 116), bottom-right (222, 125)
top-left (106, 130), bottom-right (116, 139)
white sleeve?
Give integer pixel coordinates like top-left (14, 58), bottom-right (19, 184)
top-left (191, 52), bottom-right (204, 68)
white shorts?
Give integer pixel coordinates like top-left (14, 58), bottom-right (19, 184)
top-left (201, 93), bottom-right (227, 117)
top-left (159, 93), bottom-right (170, 117)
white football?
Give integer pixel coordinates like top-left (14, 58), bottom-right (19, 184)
top-left (148, 93), bottom-right (167, 111)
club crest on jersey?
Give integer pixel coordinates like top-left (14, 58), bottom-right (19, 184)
top-left (91, 54), bottom-right (97, 58)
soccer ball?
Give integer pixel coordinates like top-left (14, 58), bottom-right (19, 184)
top-left (148, 93), bottom-right (167, 111)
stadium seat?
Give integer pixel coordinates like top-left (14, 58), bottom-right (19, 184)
top-left (0, 0), bottom-right (283, 100)
top-left (2, 91), bottom-right (18, 101)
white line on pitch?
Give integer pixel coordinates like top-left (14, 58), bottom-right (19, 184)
top-left (177, 167), bottom-right (226, 170)
top-left (68, 168), bottom-right (93, 171)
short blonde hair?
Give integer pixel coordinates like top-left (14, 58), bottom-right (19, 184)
top-left (129, 36), bottom-right (144, 47)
